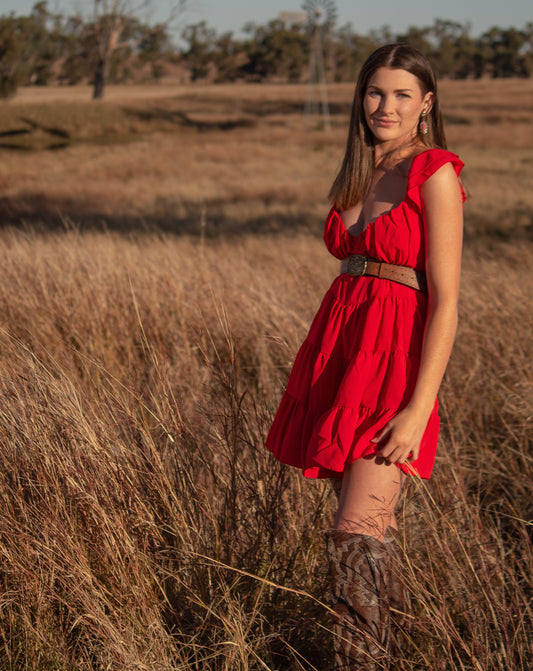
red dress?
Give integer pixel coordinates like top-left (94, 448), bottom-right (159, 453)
top-left (266, 148), bottom-right (465, 480)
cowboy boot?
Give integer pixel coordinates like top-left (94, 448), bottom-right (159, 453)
top-left (325, 531), bottom-right (392, 670)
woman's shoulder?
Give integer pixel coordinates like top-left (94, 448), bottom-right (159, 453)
top-left (407, 148), bottom-right (465, 205)
top-left (409, 148), bottom-right (464, 184)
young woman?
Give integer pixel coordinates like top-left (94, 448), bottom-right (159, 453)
top-left (266, 44), bottom-right (465, 669)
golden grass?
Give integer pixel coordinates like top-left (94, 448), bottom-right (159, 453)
top-left (0, 79), bottom-right (532, 669)
top-left (0, 227), bottom-right (531, 669)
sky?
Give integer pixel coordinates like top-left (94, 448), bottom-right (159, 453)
top-left (0, 0), bottom-right (531, 37)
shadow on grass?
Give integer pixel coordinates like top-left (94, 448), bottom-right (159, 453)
top-left (0, 118), bottom-right (71, 151)
top-left (122, 106), bottom-right (256, 131)
top-left (0, 196), bottom-right (324, 238)
top-left (0, 195), bottom-right (531, 242)
top-left (122, 100), bottom-right (358, 128)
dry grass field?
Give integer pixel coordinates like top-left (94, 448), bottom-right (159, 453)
top-left (0, 79), bottom-right (532, 670)
top-left (1, 79), bottom-right (533, 237)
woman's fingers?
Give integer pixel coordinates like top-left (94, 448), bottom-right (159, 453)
top-left (378, 438), bottom-right (418, 464)
top-left (372, 424), bottom-right (408, 462)
top-left (382, 447), bottom-right (410, 463)
top-left (372, 408), bottom-right (426, 464)
top-left (370, 425), bottom-right (391, 443)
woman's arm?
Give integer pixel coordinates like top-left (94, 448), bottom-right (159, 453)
top-left (372, 162), bottom-right (464, 465)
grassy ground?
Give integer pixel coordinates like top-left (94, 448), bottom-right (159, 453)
top-left (0, 80), bottom-right (532, 669)
top-left (1, 79), bottom-right (533, 237)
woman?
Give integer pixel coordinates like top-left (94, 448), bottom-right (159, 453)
top-left (266, 44), bottom-right (465, 669)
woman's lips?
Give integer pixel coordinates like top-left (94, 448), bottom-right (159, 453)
top-left (374, 118), bottom-right (396, 127)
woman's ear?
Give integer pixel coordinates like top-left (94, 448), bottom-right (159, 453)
top-left (423, 91), bottom-right (435, 113)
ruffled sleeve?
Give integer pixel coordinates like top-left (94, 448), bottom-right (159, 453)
top-left (406, 148), bottom-right (465, 211)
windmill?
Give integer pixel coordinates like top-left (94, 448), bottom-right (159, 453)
top-left (302, 0), bottom-right (337, 130)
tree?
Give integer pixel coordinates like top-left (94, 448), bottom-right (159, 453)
top-left (429, 20), bottom-right (473, 78)
top-left (212, 31), bottom-right (243, 83)
top-left (1, 4), bottom-right (532, 92)
top-left (523, 23), bottom-right (533, 77)
top-left (180, 21), bottom-right (217, 81)
top-left (58, 15), bottom-right (95, 85)
top-left (241, 20), bottom-right (309, 82)
top-left (481, 27), bottom-right (530, 77)
top-left (0, 2), bottom-right (62, 98)
top-left (0, 16), bottom-right (25, 97)
top-left (328, 24), bottom-right (380, 82)
top-left (137, 21), bottom-right (173, 81)
top-left (80, 0), bottom-right (186, 99)
top-left (395, 25), bottom-right (432, 55)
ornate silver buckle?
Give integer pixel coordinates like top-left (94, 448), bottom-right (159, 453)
top-left (346, 255), bottom-right (368, 276)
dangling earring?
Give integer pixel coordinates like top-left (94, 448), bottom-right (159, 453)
top-left (419, 109), bottom-right (429, 135)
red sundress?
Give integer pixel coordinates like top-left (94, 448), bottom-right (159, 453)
top-left (266, 148), bottom-right (465, 480)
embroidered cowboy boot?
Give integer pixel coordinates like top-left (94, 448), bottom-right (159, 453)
top-left (325, 531), bottom-right (392, 670)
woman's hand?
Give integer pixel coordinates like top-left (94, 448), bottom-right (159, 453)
top-left (370, 406), bottom-right (430, 464)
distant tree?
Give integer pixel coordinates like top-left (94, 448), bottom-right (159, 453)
top-left (523, 22), bottom-right (533, 76)
top-left (1, 4), bottom-right (532, 92)
top-left (0, 2), bottom-right (62, 98)
top-left (181, 21), bottom-right (217, 81)
top-left (26, 2), bottom-right (63, 85)
top-left (329, 27), bottom-right (380, 83)
top-left (352, 34), bottom-right (382, 73)
top-left (212, 31), bottom-right (243, 83)
top-left (367, 25), bottom-right (394, 46)
top-left (72, 0), bottom-right (186, 99)
top-left (57, 11), bottom-right (171, 86)
top-left (58, 15), bottom-right (96, 85)
top-left (137, 21), bottom-right (173, 81)
top-left (241, 20), bottom-right (309, 82)
top-left (396, 25), bottom-right (432, 54)
top-left (451, 33), bottom-right (479, 79)
top-left (481, 27), bottom-right (530, 77)
top-left (0, 16), bottom-right (25, 97)
top-left (428, 20), bottom-right (471, 78)
top-left (330, 23), bottom-right (357, 82)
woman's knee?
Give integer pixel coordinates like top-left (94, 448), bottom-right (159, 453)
top-left (334, 503), bottom-right (397, 537)
top-left (334, 456), bottom-right (403, 538)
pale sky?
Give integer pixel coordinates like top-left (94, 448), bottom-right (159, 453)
top-left (1, 0), bottom-right (531, 37)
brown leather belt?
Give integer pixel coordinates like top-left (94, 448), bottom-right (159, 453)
top-left (340, 255), bottom-right (427, 292)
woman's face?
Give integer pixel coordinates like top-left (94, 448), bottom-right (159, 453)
top-left (363, 67), bottom-right (433, 147)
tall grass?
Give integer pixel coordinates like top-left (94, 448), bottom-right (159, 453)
top-left (0, 227), bottom-right (531, 669)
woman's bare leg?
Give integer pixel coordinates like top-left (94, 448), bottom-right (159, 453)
top-left (334, 456), bottom-right (404, 540)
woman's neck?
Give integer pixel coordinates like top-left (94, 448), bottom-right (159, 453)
top-left (373, 137), bottom-right (424, 169)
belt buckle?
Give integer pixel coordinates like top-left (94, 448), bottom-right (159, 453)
top-left (347, 255), bottom-right (368, 276)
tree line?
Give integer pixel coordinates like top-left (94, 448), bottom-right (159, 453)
top-left (1, 2), bottom-right (532, 99)
top-left (183, 19), bottom-right (533, 83)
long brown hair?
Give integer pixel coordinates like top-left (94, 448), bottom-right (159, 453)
top-left (329, 43), bottom-right (447, 211)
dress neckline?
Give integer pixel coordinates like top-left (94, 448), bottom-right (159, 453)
top-left (335, 148), bottom-right (433, 239)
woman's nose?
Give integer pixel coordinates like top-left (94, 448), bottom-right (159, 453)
top-left (378, 95), bottom-right (394, 114)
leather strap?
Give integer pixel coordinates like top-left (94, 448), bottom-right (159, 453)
top-left (340, 255), bottom-right (427, 292)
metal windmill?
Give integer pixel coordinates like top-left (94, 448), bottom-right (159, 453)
top-left (302, 0), bottom-right (337, 130)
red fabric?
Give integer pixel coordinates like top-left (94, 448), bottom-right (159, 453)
top-left (266, 148), bottom-right (465, 480)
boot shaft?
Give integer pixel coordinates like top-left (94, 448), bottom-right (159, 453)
top-left (326, 531), bottom-right (392, 670)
